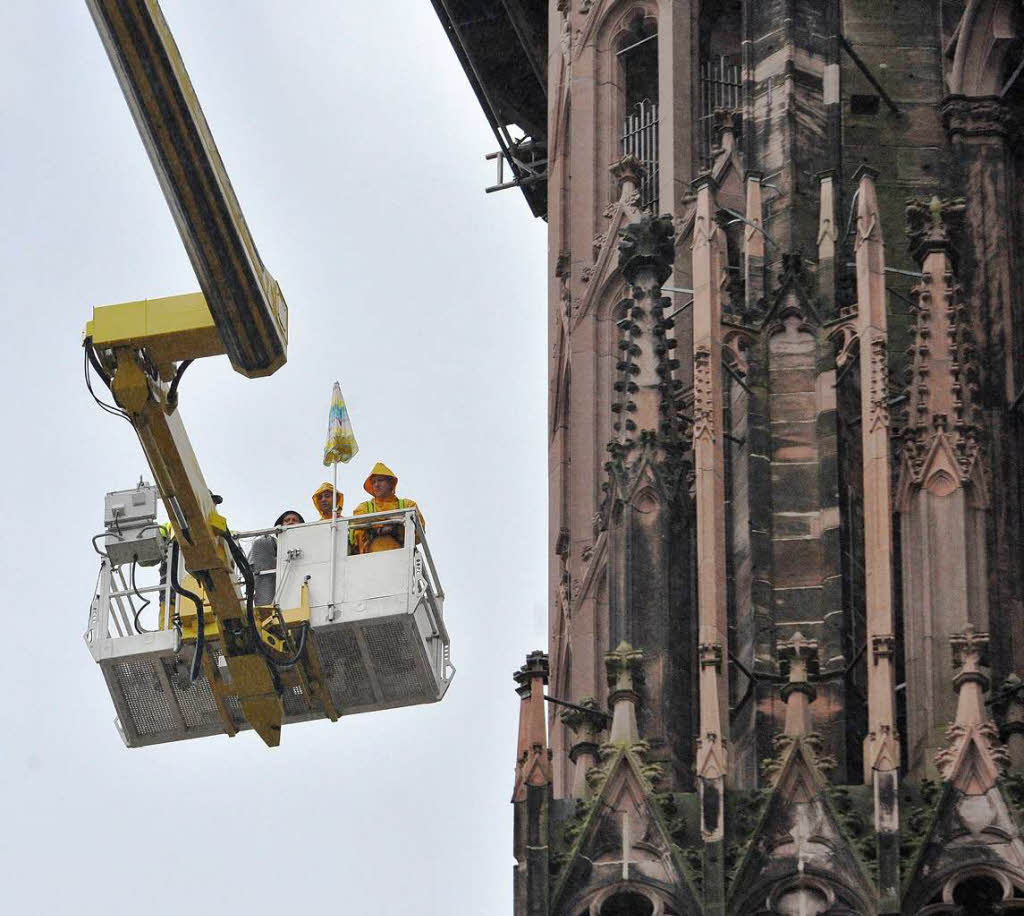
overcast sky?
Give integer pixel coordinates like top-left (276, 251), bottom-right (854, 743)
top-left (1, 3), bottom-right (547, 913)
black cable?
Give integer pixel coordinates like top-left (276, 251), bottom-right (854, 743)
top-left (83, 342), bottom-right (134, 427)
top-left (83, 336), bottom-right (111, 387)
top-left (166, 358), bottom-right (193, 410)
top-left (130, 558), bottom-right (152, 634)
top-left (91, 533), bottom-right (111, 558)
top-left (220, 528), bottom-right (309, 669)
top-left (221, 528), bottom-right (261, 643)
top-left (169, 540), bottom-right (205, 684)
top-left (271, 623), bottom-right (310, 670)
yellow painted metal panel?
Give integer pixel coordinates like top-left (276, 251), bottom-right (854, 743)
top-left (88, 292), bottom-right (225, 363)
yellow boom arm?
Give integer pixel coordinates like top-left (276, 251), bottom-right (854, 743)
top-left (87, 293), bottom-right (287, 744)
top-left (84, 0), bottom-right (288, 379)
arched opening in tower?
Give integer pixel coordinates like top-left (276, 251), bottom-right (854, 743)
top-left (697, 0), bottom-right (742, 169)
top-left (953, 875), bottom-right (1005, 915)
top-left (617, 15), bottom-right (659, 211)
top-left (599, 890), bottom-right (655, 916)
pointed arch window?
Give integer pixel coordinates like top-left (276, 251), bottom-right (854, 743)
top-left (697, 1), bottom-right (742, 169)
top-left (618, 16), bottom-right (658, 211)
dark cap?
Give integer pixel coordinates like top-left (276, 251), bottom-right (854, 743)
top-left (274, 510), bottom-right (305, 527)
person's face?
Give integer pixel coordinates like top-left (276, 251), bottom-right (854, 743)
top-left (316, 491), bottom-right (336, 514)
top-left (370, 475), bottom-right (395, 499)
top-left (280, 512), bottom-right (303, 526)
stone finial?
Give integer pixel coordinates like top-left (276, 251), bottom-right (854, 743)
top-left (512, 651), bottom-right (551, 801)
top-left (779, 631), bottom-right (819, 738)
top-left (950, 625), bottom-right (990, 728)
top-left (618, 215), bottom-right (675, 287)
top-left (514, 649), bottom-right (550, 695)
top-left (606, 641), bottom-right (644, 691)
top-left (561, 696), bottom-right (607, 797)
top-left (610, 154), bottom-right (645, 199)
top-left (713, 108), bottom-right (740, 155)
top-left (605, 642), bottom-right (644, 744)
top-left (935, 626), bottom-right (1009, 784)
top-left (905, 195), bottom-right (966, 267)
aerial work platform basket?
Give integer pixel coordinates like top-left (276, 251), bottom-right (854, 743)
top-left (86, 508), bottom-right (453, 747)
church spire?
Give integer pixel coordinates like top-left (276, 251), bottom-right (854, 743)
top-left (853, 165), bottom-right (901, 909)
top-left (691, 172), bottom-right (730, 915)
top-left (512, 650), bottom-right (551, 802)
top-left (512, 651), bottom-right (551, 916)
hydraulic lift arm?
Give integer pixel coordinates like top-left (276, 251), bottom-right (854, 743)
top-left (86, 295), bottom-right (285, 745)
top-left (84, 0), bottom-right (288, 379)
top-left (82, 1), bottom-right (299, 745)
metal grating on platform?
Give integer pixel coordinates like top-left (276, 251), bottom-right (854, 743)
top-left (316, 628), bottom-right (376, 709)
top-left (282, 684), bottom-right (308, 717)
top-left (160, 657), bottom-right (221, 730)
top-left (112, 659), bottom-right (175, 737)
top-left (363, 619), bottom-right (430, 703)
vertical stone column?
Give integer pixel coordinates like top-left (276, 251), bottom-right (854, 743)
top-left (744, 171), bottom-right (765, 312)
top-left (690, 174), bottom-right (728, 915)
top-left (943, 96), bottom-right (1024, 695)
top-left (852, 166), bottom-right (900, 909)
top-left (745, 0), bottom-right (831, 258)
top-left (817, 170), bottom-right (838, 315)
top-left (512, 651), bottom-right (551, 916)
top-left (657, 0), bottom-right (696, 216)
top-left (616, 214), bottom-right (676, 432)
top-left (607, 214), bottom-right (693, 787)
top-left (899, 195), bottom-right (988, 780)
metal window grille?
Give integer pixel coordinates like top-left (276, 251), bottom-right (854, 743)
top-left (621, 98), bottom-right (659, 212)
top-left (698, 56), bottom-right (742, 170)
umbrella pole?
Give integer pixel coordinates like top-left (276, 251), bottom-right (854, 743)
top-left (327, 460), bottom-right (338, 621)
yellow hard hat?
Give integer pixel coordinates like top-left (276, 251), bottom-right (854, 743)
top-left (363, 461), bottom-right (398, 495)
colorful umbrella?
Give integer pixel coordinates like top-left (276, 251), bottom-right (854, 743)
top-left (323, 381), bottom-right (358, 467)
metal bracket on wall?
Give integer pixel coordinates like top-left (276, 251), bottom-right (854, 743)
top-left (839, 34), bottom-right (901, 114)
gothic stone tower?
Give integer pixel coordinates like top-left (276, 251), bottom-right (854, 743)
top-left (433, 1), bottom-right (1024, 913)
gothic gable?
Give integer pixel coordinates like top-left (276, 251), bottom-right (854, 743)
top-left (551, 747), bottom-right (702, 916)
top-left (902, 757), bottom-right (1024, 912)
top-left (760, 253), bottom-right (824, 334)
top-left (727, 740), bottom-right (876, 916)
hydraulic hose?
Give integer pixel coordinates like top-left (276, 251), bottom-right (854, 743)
top-left (130, 558), bottom-right (152, 634)
top-left (169, 539), bottom-right (205, 684)
top-left (166, 358), bottom-right (193, 410)
top-left (220, 528), bottom-right (309, 669)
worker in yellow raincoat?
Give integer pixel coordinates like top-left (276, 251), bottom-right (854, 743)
top-left (311, 482), bottom-right (344, 520)
top-left (351, 462), bottom-right (424, 554)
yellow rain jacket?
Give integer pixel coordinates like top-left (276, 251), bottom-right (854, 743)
top-left (351, 462), bottom-right (424, 554)
top-left (311, 481), bottom-right (344, 520)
